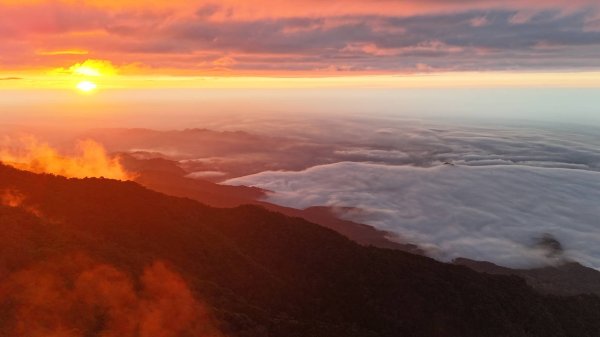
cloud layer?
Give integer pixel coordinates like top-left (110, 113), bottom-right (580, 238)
top-left (226, 163), bottom-right (600, 269)
top-left (1, 1), bottom-right (599, 73)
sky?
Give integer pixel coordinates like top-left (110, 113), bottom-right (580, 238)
top-left (1, 0), bottom-right (600, 90)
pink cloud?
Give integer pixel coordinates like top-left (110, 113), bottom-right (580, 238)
top-left (0, 0), bottom-right (599, 74)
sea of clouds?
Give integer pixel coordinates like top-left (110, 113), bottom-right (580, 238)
top-left (226, 163), bottom-right (600, 269)
top-left (224, 118), bottom-right (600, 269)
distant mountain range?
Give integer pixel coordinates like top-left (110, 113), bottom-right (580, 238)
top-left (1, 163), bottom-right (600, 336)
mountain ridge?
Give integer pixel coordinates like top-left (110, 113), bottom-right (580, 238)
top-left (1, 163), bottom-right (600, 336)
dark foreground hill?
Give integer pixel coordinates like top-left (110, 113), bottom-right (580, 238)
top-left (1, 164), bottom-right (600, 337)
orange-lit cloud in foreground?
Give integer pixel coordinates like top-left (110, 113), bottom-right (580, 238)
top-left (0, 254), bottom-right (223, 337)
top-left (0, 137), bottom-right (133, 180)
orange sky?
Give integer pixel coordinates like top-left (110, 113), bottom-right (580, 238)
top-left (1, 0), bottom-right (599, 88)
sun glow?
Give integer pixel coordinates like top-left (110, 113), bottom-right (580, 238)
top-left (69, 59), bottom-right (117, 77)
top-left (76, 81), bottom-right (97, 92)
top-left (73, 66), bottom-right (101, 77)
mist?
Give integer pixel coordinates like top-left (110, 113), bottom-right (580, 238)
top-left (2, 88), bottom-right (600, 131)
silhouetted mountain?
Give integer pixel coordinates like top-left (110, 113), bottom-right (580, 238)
top-left (1, 163), bottom-right (600, 337)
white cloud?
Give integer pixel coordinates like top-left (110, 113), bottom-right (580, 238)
top-left (225, 162), bottom-right (600, 269)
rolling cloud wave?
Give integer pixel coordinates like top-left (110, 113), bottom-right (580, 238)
top-left (226, 162), bottom-right (600, 269)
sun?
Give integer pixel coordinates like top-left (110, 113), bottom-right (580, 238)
top-left (76, 81), bottom-right (97, 93)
